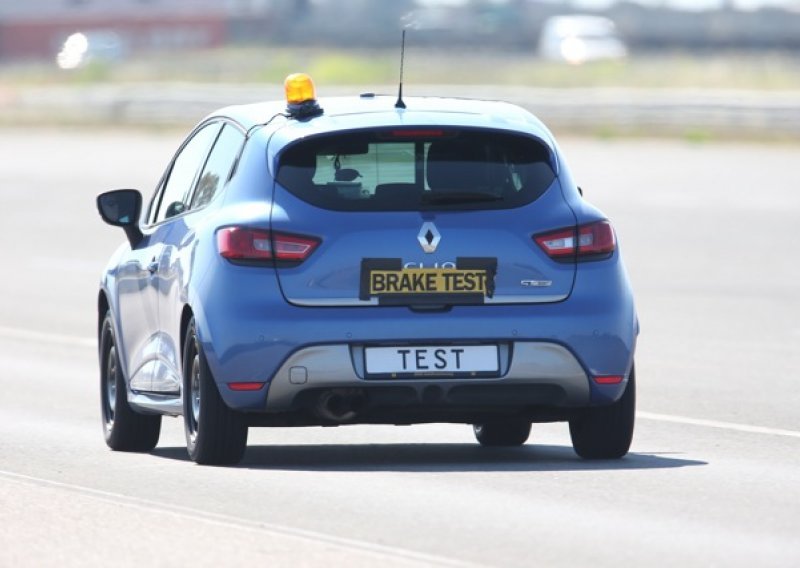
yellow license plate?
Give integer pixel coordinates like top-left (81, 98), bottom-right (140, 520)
top-left (368, 268), bottom-right (488, 295)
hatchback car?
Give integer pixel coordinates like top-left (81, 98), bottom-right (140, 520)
top-left (97, 74), bottom-right (638, 465)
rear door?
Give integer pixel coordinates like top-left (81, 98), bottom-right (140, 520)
top-left (130, 121), bottom-right (221, 392)
top-left (114, 235), bottom-right (163, 392)
top-left (270, 128), bottom-right (575, 307)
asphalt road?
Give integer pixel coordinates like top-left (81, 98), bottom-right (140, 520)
top-left (1, 128), bottom-right (798, 567)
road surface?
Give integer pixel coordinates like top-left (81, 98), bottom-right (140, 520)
top-left (0, 129), bottom-right (798, 567)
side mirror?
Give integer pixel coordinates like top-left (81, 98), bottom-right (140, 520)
top-left (97, 189), bottom-right (144, 248)
top-left (577, 186), bottom-right (584, 196)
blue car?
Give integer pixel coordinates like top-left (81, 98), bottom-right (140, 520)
top-left (96, 74), bottom-right (638, 465)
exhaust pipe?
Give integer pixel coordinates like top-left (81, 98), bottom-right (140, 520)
top-left (315, 389), bottom-right (366, 422)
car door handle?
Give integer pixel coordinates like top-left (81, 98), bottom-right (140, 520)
top-left (147, 261), bottom-right (159, 274)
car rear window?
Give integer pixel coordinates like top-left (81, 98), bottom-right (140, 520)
top-left (276, 128), bottom-right (556, 211)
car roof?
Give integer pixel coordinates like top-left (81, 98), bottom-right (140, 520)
top-left (208, 95), bottom-right (557, 151)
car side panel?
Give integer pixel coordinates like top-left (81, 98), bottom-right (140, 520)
top-left (153, 133), bottom-right (272, 398)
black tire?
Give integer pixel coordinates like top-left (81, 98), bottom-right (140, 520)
top-left (473, 419), bottom-right (531, 447)
top-left (569, 366), bottom-right (636, 459)
top-left (100, 311), bottom-right (161, 452)
top-left (183, 319), bottom-right (248, 465)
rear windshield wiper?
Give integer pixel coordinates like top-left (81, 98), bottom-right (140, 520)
top-left (421, 191), bottom-right (504, 205)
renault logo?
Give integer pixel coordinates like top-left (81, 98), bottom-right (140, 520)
top-left (417, 222), bottom-right (441, 253)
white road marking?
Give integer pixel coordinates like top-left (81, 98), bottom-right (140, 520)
top-left (637, 411), bottom-right (800, 439)
top-left (0, 469), bottom-right (474, 568)
top-left (0, 325), bottom-right (95, 348)
top-left (2, 325), bottom-right (798, 441)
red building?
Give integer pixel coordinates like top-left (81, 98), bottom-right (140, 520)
top-left (0, 0), bottom-right (230, 60)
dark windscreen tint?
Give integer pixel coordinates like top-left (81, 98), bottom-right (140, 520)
top-left (276, 129), bottom-right (556, 211)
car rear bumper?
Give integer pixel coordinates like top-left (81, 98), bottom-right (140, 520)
top-left (212, 339), bottom-right (631, 423)
top-left (264, 341), bottom-right (589, 413)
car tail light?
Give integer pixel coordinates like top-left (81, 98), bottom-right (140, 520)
top-left (534, 221), bottom-right (616, 260)
top-left (577, 221), bottom-right (616, 256)
top-left (217, 227), bottom-right (319, 263)
top-left (377, 129), bottom-right (451, 140)
top-left (533, 227), bottom-right (576, 258)
top-left (390, 129), bottom-right (445, 137)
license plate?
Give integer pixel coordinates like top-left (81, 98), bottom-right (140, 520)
top-left (365, 345), bottom-right (499, 375)
top-left (368, 268), bottom-right (488, 296)
top-left (359, 258), bottom-right (497, 305)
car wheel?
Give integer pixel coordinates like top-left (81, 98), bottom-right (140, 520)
top-left (183, 318), bottom-right (248, 465)
top-left (473, 419), bottom-right (531, 447)
top-left (569, 366), bottom-right (636, 459)
top-left (100, 311), bottom-right (161, 452)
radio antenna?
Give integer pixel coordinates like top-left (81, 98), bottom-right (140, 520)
top-left (394, 29), bottom-right (407, 110)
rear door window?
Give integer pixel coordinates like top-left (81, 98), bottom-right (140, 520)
top-left (151, 122), bottom-right (222, 224)
top-left (277, 129), bottom-right (555, 212)
top-left (190, 124), bottom-right (246, 210)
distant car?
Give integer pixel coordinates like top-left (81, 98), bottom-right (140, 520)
top-left (56, 31), bottom-right (126, 70)
top-left (538, 15), bottom-right (628, 65)
top-left (96, 74), bottom-right (639, 465)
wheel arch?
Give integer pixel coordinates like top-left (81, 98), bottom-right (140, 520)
top-left (97, 288), bottom-right (131, 390)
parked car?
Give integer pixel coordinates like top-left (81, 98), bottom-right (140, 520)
top-left (96, 74), bottom-right (639, 464)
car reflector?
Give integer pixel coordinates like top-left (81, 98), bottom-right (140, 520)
top-left (228, 382), bottom-right (266, 391)
top-left (593, 375), bottom-right (624, 385)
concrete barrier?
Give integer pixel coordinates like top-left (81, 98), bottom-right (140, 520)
top-left (3, 83), bottom-right (799, 137)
